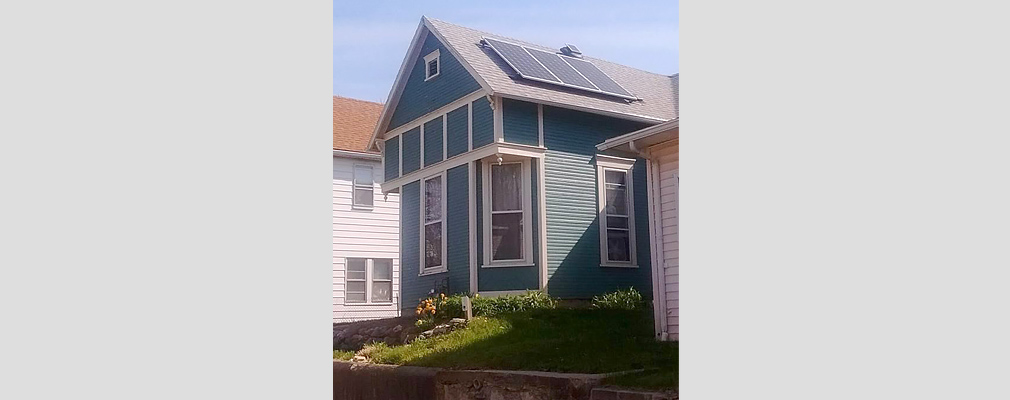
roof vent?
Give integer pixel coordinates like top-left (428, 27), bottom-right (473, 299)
top-left (560, 44), bottom-right (582, 58)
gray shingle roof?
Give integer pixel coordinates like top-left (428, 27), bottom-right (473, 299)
top-left (426, 17), bottom-right (678, 123)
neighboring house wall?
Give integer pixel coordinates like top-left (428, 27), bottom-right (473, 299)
top-left (541, 104), bottom-right (654, 299)
top-left (650, 141), bottom-right (678, 340)
top-left (333, 156), bottom-right (400, 323)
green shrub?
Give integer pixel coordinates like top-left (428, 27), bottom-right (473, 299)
top-left (414, 291), bottom-right (557, 324)
top-left (592, 288), bottom-right (644, 310)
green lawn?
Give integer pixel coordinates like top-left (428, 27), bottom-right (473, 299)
top-left (333, 350), bottom-right (355, 360)
top-left (355, 308), bottom-right (677, 389)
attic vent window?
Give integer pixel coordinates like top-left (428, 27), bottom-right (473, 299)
top-left (424, 49), bottom-right (440, 81)
top-left (561, 44), bottom-right (582, 58)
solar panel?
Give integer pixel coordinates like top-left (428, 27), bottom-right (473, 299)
top-left (525, 47), bottom-right (597, 90)
top-left (562, 57), bottom-right (635, 98)
top-left (482, 37), bottom-right (559, 83)
top-left (481, 36), bottom-right (637, 101)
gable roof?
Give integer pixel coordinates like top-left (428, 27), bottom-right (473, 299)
top-left (426, 17), bottom-right (678, 123)
top-left (368, 17), bottom-right (678, 151)
top-left (333, 96), bottom-right (383, 153)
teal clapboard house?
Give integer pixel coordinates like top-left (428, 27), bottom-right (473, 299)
top-left (367, 17), bottom-right (679, 312)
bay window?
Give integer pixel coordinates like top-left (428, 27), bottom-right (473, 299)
top-left (482, 159), bottom-right (533, 267)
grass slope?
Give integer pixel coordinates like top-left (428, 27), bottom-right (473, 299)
top-left (363, 308), bottom-right (677, 389)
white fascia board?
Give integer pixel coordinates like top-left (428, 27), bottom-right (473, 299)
top-left (333, 149), bottom-right (382, 161)
top-left (597, 118), bottom-right (679, 152)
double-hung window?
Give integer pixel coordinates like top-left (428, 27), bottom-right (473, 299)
top-left (344, 258), bottom-right (393, 304)
top-left (421, 174), bottom-right (446, 274)
top-left (596, 155), bottom-right (637, 267)
top-left (352, 165), bottom-right (374, 208)
top-left (483, 159), bottom-right (533, 267)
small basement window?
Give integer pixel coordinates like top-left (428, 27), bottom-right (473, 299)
top-left (424, 49), bottom-right (440, 81)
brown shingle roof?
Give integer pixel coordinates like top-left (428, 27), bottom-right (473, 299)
top-left (333, 96), bottom-right (383, 152)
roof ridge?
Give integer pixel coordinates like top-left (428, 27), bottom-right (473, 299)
top-left (425, 17), bottom-right (671, 78)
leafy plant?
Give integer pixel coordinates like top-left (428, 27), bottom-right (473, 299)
top-left (591, 288), bottom-right (644, 310)
top-left (414, 291), bottom-right (557, 325)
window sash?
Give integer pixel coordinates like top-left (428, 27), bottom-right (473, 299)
top-left (345, 258), bottom-right (393, 304)
top-left (422, 175), bottom-right (445, 272)
top-left (352, 166), bottom-right (374, 208)
top-left (598, 165), bottom-right (635, 265)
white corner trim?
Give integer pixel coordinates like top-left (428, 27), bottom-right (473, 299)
top-left (537, 158), bottom-right (548, 292)
top-left (493, 96), bottom-right (504, 143)
top-left (537, 104), bottom-right (544, 147)
top-left (442, 114), bottom-right (448, 161)
top-left (481, 158), bottom-right (534, 268)
top-left (419, 122), bottom-right (425, 167)
top-left (468, 161), bottom-right (478, 294)
top-left (398, 135), bottom-right (403, 177)
top-left (423, 49), bottom-right (440, 81)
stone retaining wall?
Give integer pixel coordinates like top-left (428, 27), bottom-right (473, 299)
top-left (333, 316), bottom-right (422, 351)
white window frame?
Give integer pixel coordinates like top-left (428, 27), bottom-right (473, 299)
top-left (482, 158), bottom-right (534, 268)
top-left (352, 164), bottom-right (374, 210)
top-left (424, 49), bottom-right (440, 81)
top-left (420, 173), bottom-right (448, 276)
top-left (344, 258), bottom-right (394, 305)
top-left (596, 155), bottom-right (638, 268)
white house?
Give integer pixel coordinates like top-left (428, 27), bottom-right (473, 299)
top-left (333, 96), bottom-right (401, 323)
top-left (598, 118), bottom-right (679, 341)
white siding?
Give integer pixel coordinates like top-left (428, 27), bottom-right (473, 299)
top-left (650, 141), bottom-right (678, 340)
top-left (333, 156), bottom-right (400, 323)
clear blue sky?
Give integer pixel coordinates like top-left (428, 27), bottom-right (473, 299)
top-left (334, 1), bottom-right (679, 102)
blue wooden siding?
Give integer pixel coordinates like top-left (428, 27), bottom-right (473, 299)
top-left (387, 32), bottom-right (482, 132)
top-left (423, 117), bottom-right (444, 167)
top-left (445, 105), bottom-right (469, 158)
top-left (502, 98), bottom-right (539, 146)
top-left (401, 127), bottom-right (420, 174)
top-left (383, 137), bottom-right (399, 180)
top-left (399, 180), bottom-right (421, 310)
top-left (446, 164), bottom-right (470, 295)
top-left (542, 105), bottom-right (654, 299)
top-left (471, 98), bottom-right (493, 148)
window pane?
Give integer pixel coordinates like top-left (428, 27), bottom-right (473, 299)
top-left (607, 216), bottom-right (629, 229)
top-left (354, 166), bottom-right (373, 186)
top-left (346, 281), bottom-right (366, 294)
top-left (605, 170), bottom-right (626, 185)
top-left (491, 212), bottom-right (523, 260)
top-left (428, 59), bottom-right (438, 76)
top-left (605, 187), bottom-right (627, 215)
top-left (606, 229), bottom-right (631, 262)
top-left (354, 188), bottom-right (373, 207)
top-left (373, 259), bottom-right (392, 280)
top-left (346, 292), bottom-right (366, 303)
top-left (425, 222), bottom-right (442, 268)
top-left (347, 259), bottom-right (366, 280)
top-left (372, 281), bottom-right (392, 302)
top-left (491, 164), bottom-right (522, 211)
top-left (425, 177), bottom-right (442, 222)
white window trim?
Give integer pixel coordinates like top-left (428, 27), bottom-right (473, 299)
top-left (420, 173), bottom-right (448, 276)
top-left (424, 49), bottom-right (440, 81)
top-left (482, 158), bottom-right (534, 268)
top-left (351, 164), bottom-right (375, 210)
top-left (596, 155), bottom-right (638, 268)
top-left (344, 258), bottom-right (395, 305)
